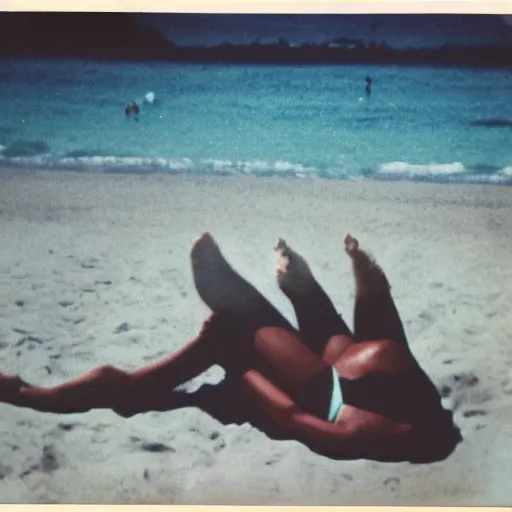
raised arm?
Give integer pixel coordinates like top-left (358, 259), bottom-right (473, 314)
top-left (241, 369), bottom-right (362, 456)
top-left (240, 369), bottom-right (300, 427)
top-left (289, 408), bottom-right (417, 460)
top-left (241, 369), bottom-right (416, 460)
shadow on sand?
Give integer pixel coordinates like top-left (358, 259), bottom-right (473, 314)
top-left (129, 376), bottom-right (343, 458)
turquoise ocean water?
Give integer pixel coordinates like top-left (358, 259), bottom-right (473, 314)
top-left (0, 58), bottom-right (511, 184)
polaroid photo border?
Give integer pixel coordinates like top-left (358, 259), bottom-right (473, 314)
top-left (0, 0), bottom-right (510, 511)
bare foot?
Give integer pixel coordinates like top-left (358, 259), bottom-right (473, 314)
top-left (191, 233), bottom-right (284, 329)
top-left (274, 238), bottom-right (316, 297)
top-left (0, 372), bottom-right (24, 402)
top-left (275, 239), bottom-right (354, 352)
top-left (344, 234), bottom-right (390, 296)
top-left (344, 233), bottom-right (360, 257)
top-left (191, 232), bottom-right (249, 314)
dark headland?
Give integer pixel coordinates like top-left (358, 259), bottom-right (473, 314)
top-left (0, 12), bottom-right (511, 68)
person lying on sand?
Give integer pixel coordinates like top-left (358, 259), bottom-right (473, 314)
top-left (0, 233), bottom-right (462, 463)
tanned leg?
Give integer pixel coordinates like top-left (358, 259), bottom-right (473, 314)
top-left (0, 316), bottom-right (224, 417)
top-left (191, 233), bottom-right (333, 403)
top-left (1, 233), bottom-right (333, 420)
top-left (345, 234), bottom-right (409, 347)
top-left (274, 238), bottom-right (354, 364)
top-left (190, 232), bottom-right (291, 334)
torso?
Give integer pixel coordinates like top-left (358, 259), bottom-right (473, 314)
top-left (324, 338), bottom-right (459, 461)
top-left (332, 338), bottom-right (445, 431)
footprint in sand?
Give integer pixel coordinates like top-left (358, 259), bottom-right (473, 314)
top-left (92, 423), bottom-right (112, 433)
top-left (189, 428), bottom-right (226, 452)
top-left (20, 445), bottom-right (61, 478)
top-left (15, 334), bottom-right (44, 348)
top-left (383, 477), bottom-right (400, 492)
top-left (11, 273), bottom-right (29, 280)
top-left (438, 371), bottom-right (479, 398)
top-left (61, 315), bottom-right (87, 325)
top-left (265, 453), bottom-right (283, 466)
top-left (140, 442), bottom-right (175, 453)
top-left (58, 422), bottom-right (81, 432)
top-left (417, 310), bottom-right (436, 328)
top-left (94, 280), bottom-right (112, 286)
top-left (40, 445), bottom-right (60, 473)
top-left (192, 449), bottom-right (216, 469)
top-left (209, 431), bottom-right (227, 452)
top-left (462, 409), bottom-right (487, 418)
top-left (327, 473), bottom-right (353, 494)
top-left (501, 374), bottom-right (512, 395)
top-left (129, 436), bottom-right (176, 454)
top-left (12, 327), bottom-right (30, 335)
top-left (80, 258), bottom-right (100, 269)
top-left (463, 326), bottom-right (484, 336)
top-left (0, 462), bottom-right (13, 480)
top-left (90, 423), bottom-right (113, 444)
top-left (438, 371), bottom-right (491, 412)
top-left (114, 322), bottom-right (132, 334)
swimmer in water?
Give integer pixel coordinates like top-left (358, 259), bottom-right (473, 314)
top-left (365, 76), bottom-right (372, 96)
top-left (125, 101), bottom-right (140, 121)
top-left (124, 93), bottom-right (156, 121)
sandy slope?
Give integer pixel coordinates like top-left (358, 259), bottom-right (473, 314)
top-left (0, 169), bottom-right (511, 505)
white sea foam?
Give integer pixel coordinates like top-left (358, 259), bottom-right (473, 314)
top-left (201, 159), bottom-right (236, 174)
top-left (1, 154), bottom-right (511, 185)
top-left (273, 161), bottom-right (316, 174)
top-left (236, 160), bottom-right (270, 174)
top-left (378, 161), bottom-right (466, 176)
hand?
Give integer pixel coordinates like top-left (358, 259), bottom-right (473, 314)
top-left (0, 372), bottom-right (25, 402)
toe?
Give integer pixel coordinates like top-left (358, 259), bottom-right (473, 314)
top-left (274, 238), bottom-right (288, 253)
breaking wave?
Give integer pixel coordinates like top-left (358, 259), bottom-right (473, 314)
top-left (0, 153), bottom-right (511, 185)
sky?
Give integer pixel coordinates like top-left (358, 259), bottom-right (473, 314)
top-left (138, 14), bottom-right (512, 48)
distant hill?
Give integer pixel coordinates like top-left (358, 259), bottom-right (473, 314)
top-left (0, 12), bottom-right (510, 67)
top-left (0, 12), bottom-right (174, 60)
top-left (140, 13), bottom-right (512, 49)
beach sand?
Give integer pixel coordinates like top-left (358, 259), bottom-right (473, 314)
top-left (0, 168), bottom-right (511, 505)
